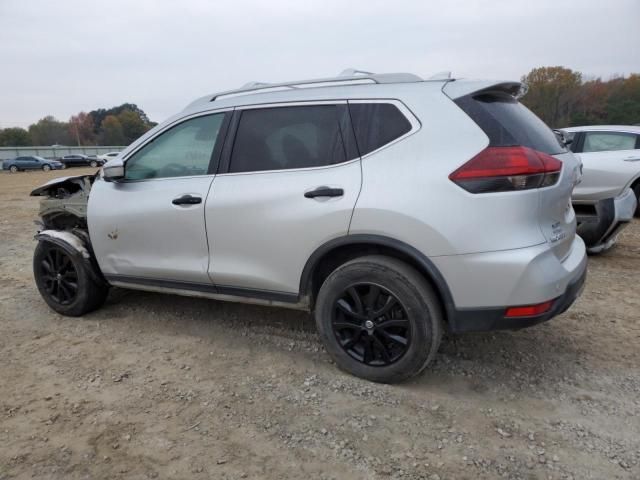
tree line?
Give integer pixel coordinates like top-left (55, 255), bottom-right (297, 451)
top-left (0, 103), bottom-right (157, 147)
top-left (1, 67), bottom-right (638, 147)
top-left (520, 67), bottom-right (640, 128)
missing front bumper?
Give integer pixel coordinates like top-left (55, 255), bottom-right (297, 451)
top-left (574, 188), bottom-right (637, 254)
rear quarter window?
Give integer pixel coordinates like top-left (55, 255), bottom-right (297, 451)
top-left (348, 103), bottom-right (412, 156)
top-left (455, 92), bottom-right (567, 155)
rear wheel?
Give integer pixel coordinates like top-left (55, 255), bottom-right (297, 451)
top-left (33, 241), bottom-right (109, 316)
top-left (90, 160), bottom-right (98, 168)
top-left (42, 164), bottom-right (51, 172)
top-left (633, 183), bottom-right (640, 217)
top-left (315, 255), bottom-right (443, 383)
top-left (9, 165), bottom-right (18, 173)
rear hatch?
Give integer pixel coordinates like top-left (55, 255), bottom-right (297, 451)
top-left (446, 81), bottom-right (581, 260)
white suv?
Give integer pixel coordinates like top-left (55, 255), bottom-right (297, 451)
top-left (31, 70), bottom-right (587, 382)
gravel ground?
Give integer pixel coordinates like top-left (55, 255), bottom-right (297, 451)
top-left (1, 168), bottom-right (639, 480)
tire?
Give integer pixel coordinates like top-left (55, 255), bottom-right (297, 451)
top-left (33, 240), bottom-right (109, 317)
top-left (9, 165), bottom-right (18, 173)
top-left (90, 160), bottom-right (98, 168)
top-left (315, 255), bottom-right (443, 383)
top-left (633, 183), bottom-right (640, 217)
top-left (42, 164), bottom-right (51, 172)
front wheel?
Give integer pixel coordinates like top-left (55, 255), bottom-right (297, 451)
top-left (634, 183), bottom-right (640, 217)
top-left (9, 165), bottom-right (18, 173)
top-left (33, 241), bottom-right (109, 316)
top-left (89, 160), bottom-right (98, 168)
top-left (42, 164), bottom-right (51, 172)
top-left (315, 255), bottom-right (443, 383)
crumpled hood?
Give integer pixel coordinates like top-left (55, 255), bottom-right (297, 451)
top-left (30, 174), bottom-right (96, 197)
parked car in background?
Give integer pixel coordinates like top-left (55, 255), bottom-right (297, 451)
top-left (558, 125), bottom-right (639, 253)
top-left (31, 70), bottom-right (587, 383)
top-left (58, 154), bottom-right (103, 168)
top-left (3, 156), bottom-right (65, 172)
top-left (97, 151), bottom-right (122, 162)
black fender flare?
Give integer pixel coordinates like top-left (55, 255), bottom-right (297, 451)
top-left (299, 234), bottom-right (457, 325)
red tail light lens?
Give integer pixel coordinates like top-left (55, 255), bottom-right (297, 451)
top-left (505, 300), bottom-right (555, 318)
top-left (449, 146), bottom-right (562, 193)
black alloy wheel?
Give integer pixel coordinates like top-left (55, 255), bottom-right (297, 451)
top-left (332, 283), bottom-right (411, 366)
top-left (39, 246), bottom-right (79, 305)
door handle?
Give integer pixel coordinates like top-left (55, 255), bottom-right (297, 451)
top-left (304, 186), bottom-right (344, 198)
top-left (172, 194), bottom-right (202, 205)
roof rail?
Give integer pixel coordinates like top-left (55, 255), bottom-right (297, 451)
top-left (210, 69), bottom-right (424, 101)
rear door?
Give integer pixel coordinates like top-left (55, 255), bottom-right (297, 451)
top-left (205, 102), bottom-right (361, 295)
top-left (571, 130), bottom-right (640, 200)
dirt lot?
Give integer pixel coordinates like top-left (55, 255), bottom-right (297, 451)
top-left (0, 168), bottom-right (639, 480)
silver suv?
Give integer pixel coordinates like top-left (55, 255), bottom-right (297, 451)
top-left (31, 70), bottom-right (587, 383)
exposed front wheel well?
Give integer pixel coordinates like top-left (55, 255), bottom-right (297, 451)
top-left (301, 239), bottom-right (454, 326)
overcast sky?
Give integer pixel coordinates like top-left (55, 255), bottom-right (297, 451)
top-left (0, 0), bottom-right (638, 128)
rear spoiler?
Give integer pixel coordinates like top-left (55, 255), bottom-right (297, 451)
top-left (443, 80), bottom-right (527, 100)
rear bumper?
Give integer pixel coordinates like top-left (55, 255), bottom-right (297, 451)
top-left (433, 236), bottom-right (588, 333)
top-left (575, 188), bottom-right (637, 253)
top-left (449, 262), bottom-right (586, 333)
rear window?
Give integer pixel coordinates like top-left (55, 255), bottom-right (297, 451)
top-left (456, 92), bottom-right (567, 155)
top-left (348, 103), bottom-right (412, 156)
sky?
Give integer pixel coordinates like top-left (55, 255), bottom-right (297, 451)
top-left (0, 0), bottom-right (639, 128)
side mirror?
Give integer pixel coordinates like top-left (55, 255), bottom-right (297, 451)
top-left (103, 158), bottom-right (125, 182)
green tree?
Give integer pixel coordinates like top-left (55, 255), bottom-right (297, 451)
top-left (28, 116), bottom-right (72, 146)
top-left (521, 66), bottom-right (582, 127)
top-left (86, 103), bottom-right (154, 145)
top-left (0, 127), bottom-right (31, 146)
top-left (117, 109), bottom-right (150, 144)
top-left (606, 74), bottom-right (640, 125)
top-left (101, 115), bottom-right (126, 145)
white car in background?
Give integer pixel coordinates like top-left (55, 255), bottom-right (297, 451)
top-left (559, 125), bottom-right (639, 253)
top-left (97, 151), bottom-right (122, 162)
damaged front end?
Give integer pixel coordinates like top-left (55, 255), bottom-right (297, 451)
top-left (31, 174), bottom-right (106, 285)
top-left (31, 174), bottom-right (95, 230)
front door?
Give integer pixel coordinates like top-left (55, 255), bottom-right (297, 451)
top-left (88, 112), bottom-right (229, 284)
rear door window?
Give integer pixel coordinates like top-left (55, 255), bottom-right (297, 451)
top-left (348, 103), bottom-right (412, 156)
top-left (582, 131), bottom-right (638, 153)
top-left (229, 105), bottom-right (347, 173)
top-left (455, 92), bottom-right (567, 154)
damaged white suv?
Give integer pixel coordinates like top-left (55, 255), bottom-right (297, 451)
top-left (31, 70), bottom-right (587, 383)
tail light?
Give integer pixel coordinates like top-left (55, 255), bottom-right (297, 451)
top-left (449, 146), bottom-right (562, 194)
